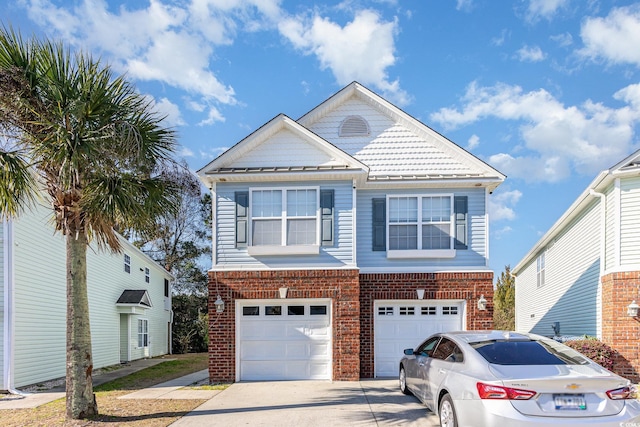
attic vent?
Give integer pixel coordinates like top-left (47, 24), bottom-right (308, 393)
top-left (339, 115), bottom-right (370, 137)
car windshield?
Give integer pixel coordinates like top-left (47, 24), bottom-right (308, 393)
top-left (470, 339), bottom-right (589, 365)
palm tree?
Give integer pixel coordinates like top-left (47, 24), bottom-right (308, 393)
top-left (0, 28), bottom-right (180, 419)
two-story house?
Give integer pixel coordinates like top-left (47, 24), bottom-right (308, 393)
top-left (198, 82), bottom-right (505, 382)
top-left (513, 150), bottom-right (640, 382)
top-left (1, 200), bottom-right (173, 391)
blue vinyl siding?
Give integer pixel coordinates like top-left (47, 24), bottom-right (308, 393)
top-left (214, 181), bottom-right (354, 269)
top-left (356, 188), bottom-right (487, 270)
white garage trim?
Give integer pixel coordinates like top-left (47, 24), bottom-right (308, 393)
top-left (374, 300), bottom-right (466, 378)
top-left (235, 299), bottom-right (332, 381)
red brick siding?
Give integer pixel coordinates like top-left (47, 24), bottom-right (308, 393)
top-left (207, 269), bottom-right (360, 382)
top-left (601, 271), bottom-right (640, 382)
top-left (359, 272), bottom-right (494, 378)
top-left (208, 270), bottom-right (493, 382)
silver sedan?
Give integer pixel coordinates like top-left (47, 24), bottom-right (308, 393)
top-left (399, 331), bottom-right (640, 427)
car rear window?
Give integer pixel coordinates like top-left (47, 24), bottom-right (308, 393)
top-left (470, 339), bottom-right (589, 365)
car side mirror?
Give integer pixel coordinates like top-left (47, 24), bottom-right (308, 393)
top-left (404, 348), bottom-right (414, 356)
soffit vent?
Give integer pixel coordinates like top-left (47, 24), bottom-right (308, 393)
top-left (339, 115), bottom-right (370, 137)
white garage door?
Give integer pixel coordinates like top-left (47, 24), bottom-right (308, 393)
top-left (374, 300), bottom-right (464, 378)
top-left (237, 299), bottom-right (332, 381)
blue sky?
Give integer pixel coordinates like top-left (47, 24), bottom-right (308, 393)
top-left (3, 0), bottom-right (640, 277)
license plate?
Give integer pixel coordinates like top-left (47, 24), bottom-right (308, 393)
top-left (554, 394), bottom-right (586, 410)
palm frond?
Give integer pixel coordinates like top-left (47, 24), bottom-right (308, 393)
top-left (0, 149), bottom-right (38, 219)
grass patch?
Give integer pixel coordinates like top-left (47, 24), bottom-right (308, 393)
top-left (186, 384), bottom-right (229, 391)
top-left (95, 353), bottom-right (208, 392)
top-left (1, 353), bottom-right (210, 427)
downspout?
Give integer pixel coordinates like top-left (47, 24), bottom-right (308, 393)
top-left (589, 188), bottom-right (606, 340)
top-left (2, 220), bottom-right (26, 395)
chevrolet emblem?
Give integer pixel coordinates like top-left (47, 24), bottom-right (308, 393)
top-left (566, 383), bottom-right (581, 390)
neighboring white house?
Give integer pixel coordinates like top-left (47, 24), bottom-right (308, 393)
top-left (1, 200), bottom-right (173, 391)
top-left (198, 82), bottom-right (505, 382)
top-left (513, 149), bottom-right (640, 382)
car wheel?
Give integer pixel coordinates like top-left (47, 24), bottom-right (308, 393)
top-left (439, 394), bottom-right (458, 427)
top-left (399, 366), bottom-right (412, 395)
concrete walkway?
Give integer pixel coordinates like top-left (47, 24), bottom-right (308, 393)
top-left (118, 369), bottom-right (218, 400)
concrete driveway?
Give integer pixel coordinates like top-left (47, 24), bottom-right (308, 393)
top-left (170, 379), bottom-right (439, 426)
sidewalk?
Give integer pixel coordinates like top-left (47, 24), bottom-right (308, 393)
top-left (0, 357), bottom-right (174, 409)
top-left (117, 369), bottom-right (218, 400)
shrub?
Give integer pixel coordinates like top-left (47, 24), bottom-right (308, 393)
top-left (564, 339), bottom-right (615, 371)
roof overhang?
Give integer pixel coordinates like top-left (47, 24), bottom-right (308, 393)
top-left (198, 114), bottom-right (369, 187)
top-left (116, 289), bottom-right (152, 315)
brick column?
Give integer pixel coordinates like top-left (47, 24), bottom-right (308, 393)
top-left (601, 271), bottom-right (640, 382)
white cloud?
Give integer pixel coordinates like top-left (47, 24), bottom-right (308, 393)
top-left (456, 0), bottom-right (474, 13)
top-left (489, 189), bottom-right (522, 221)
top-left (179, 146), bottom-right (195, 157)
top-left (578, 4), bottom-right (640, 67)
top-left (198, 107), bottom-right (226, 126)
top-left (525, 0), bottom-right (569, 22)
top-left (278, 9), bottom-right (410, 105)
top-left (515, 45), bottom-right (546, 62)
top-left (467, 134), bottom-right (480, 150)
top-left (550, 32), bottom-right (573, 47)
top-left (153, 97), bottom-right (186, 127)
top-left (430, 81), bottom-right (640, 182)
top-left (491, 29), bottom-right (509, 47)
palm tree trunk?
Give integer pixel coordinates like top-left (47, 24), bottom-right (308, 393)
top-left (65, 231), bottom-right (98, 419)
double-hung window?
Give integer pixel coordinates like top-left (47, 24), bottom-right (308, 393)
top-left (248, 187), bottom-right (320, 255)
top-left (387, 195), bottom-right (455, 258)
top-left (137, 319), bottom-right (148, 348)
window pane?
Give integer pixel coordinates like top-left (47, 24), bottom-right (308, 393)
top-left (252, 190), bottom-right (282, 217)
top-left (423, 196), bottom-right (451, 222)
top-left (243, 306), bottom-right (259, 316)
top-left (287, 189), bottom-right (316, 216)
top-left (288, 305), bottom-right (305, 315)
top-left (310, 305), bottom-right (327, 315)
top-left (471, 339), bottom-right (589, 366)
top-left (389, 224), bottom-right (418, 250)
top-left (265, 306), bottom-right (282, 316)
top-left (287, 219), bottom-right (316, 245)
top-left (422, 224), bottom-right (451, 249)
top-left (389, 197), bottom-right (418, 223)
top-left (252, 219), bottom-right (282, 245)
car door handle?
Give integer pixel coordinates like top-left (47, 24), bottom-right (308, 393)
top-left (419, 363), bottom-right (425, 367)
top-left (439, 369), bottom-right (446, 374)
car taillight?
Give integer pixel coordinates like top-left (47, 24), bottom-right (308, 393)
top-left (606, 386), bottom-right (633, 400)
top-left (476, 382), bottom-right (536, 400)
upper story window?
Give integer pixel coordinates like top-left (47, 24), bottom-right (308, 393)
top-left (145, 267), bottom-right (150, 283)
top-left (339, 115), bottom-right (370, 137)
top-left (537, 252), bottom-right (546, 288)
top-left (387, 195), bottom-right (454, 258)
top-left (124, 254), bottom-right (131, 274)
top-left (252, 188), bottom-right (318, 246)
top-left (235, 187), bottom-right (335, 255)
top-left (164, 278), bottom-right (170, 297)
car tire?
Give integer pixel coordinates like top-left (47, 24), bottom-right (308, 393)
top-left (399, 366), bottom-right (412, 395)
top-left (439, 394), bottom-right (458, 427)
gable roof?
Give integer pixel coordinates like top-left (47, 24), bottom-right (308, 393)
top-left (298, 82), bottom-right (505, 191)
top-left (198, 82), bottom-right (504, 192)
top-left (116, 289), bottom-right (152, 307)
top-left (198, 114), bottom-right (369, 186)
top-left (512, 148), bottom-right (640, 275)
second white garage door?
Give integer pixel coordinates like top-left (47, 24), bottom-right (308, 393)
top-left (236, 299), bottom-right (332, 381)
top-left (374, 300), bottom-right (465, 378)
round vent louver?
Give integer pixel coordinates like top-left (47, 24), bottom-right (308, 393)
top-left (339, 115), bottom-right (370, 137)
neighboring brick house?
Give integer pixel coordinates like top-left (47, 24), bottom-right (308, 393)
top-left (513, 150), bottom-right (640, 382)
top-left (198, 82), bottom-right (505, 382)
